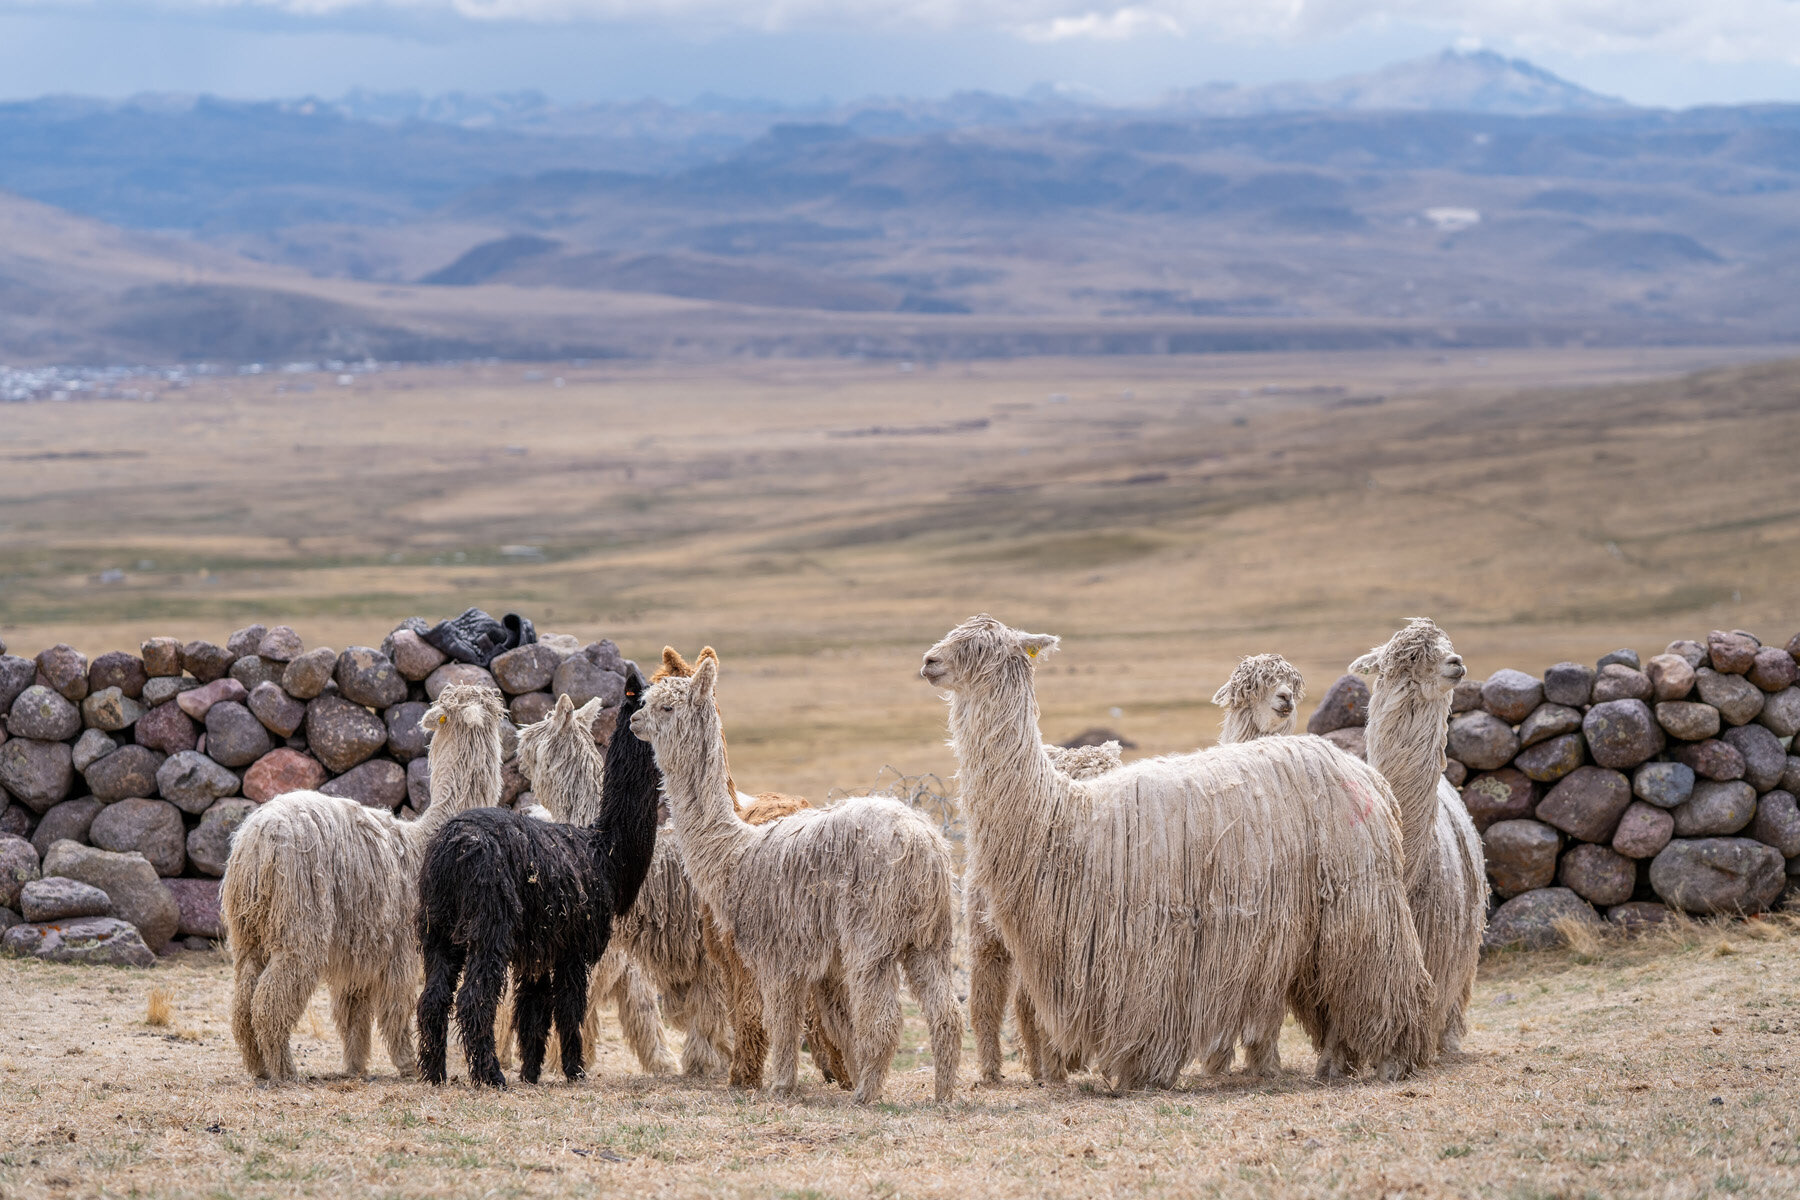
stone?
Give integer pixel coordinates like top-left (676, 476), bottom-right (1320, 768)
top-left (583, 706), bottom-right (618, 748)
top-left (1650, 837), bottom-right (1786, 914)
top-left (1557, 843), bottom-right (1636, 906)
top-left (1582, 699), bottom-right (1663, 769)
top-left (509, 691), bottom-right (556, 726)
top-left (1633, 761), bottom-right (1696, 809)
top-left (1447, 711), bottom-right (1519, 772)
top-left (1786, 756), bottom-right (1800, 795)
top-left (1483, 887), bottom-right (1604, 951)
top-left (425, 662), bottom-right (499, 700)
top-left (1450, 676), bottom-right (1484, 713)
top-left (536, 632), bottom-right (581, 660)
top-left (582, 639), bottom-right (627, 675)
top-left (1481, 818), bottom-right (1561, 897)
top-left (176, 677), bottom-right (248, 721)
top-left (10, 684), bottom-right (81, 740)
top-left (36, 644), bottom-right (89, 701)
top-left (1307, 674), bottom-right (1372, 735)
top-left (156, 751), bottom-right (239, 814)
top-left (551, 651), bottom-right (625, 710)
top-left (1644, 653), bottom-right (1697, 702)
top-left (1707, 630), bottom-right (1759, 675)
top-left (1461, 769), bottom-right (1537, 832)
top-left (336, 647), bottom-right (407, 709)
top-left (140, 637), bottom-right (183, 677)
top-left (163, 877), bottom-right (224, 939)
top-left (41, 840), bottom-right (180, 948)
top-left (1481, 669), bottom-right (1544, 724)
top-left (1541, 662), bottom-right (1592, 708)
top-left (1751, 791), bottom-right (1800, 858)
top-left (321, 759), bottom-right (408, 809)
top-left (141, 675), bottom-right (199, 708)
top-left (1321, 726), bottom-right (1366, 759)
top-left (500, 757), bottom-right (530, 806)
top-left (89, 798), bottom-right (186, 876)
top-left (88, 650), bottom-right (148, 700)
top-left (1, 803), bottom-right (32, 839)
top-left (1612, 801), bottom-right (1675, 859)
top-left (407, 757), bottom-right (432, 811)
top-left (246, 682), bottom-right (306, 738)
top-left (0, 654), bottom-right (37, 711)
top-left (1666, 639), bottom-right (1708, 669)
top-left (71, 728), bottom-right (118, 773)
top-left (1748, 647), bottom-right (1798, 692)
top-left (1695, 668), bottom-right (1764, 726)
top-left (0, 738), bottom-right (74, 812)
top-left (1514, 733), bottom-right (1584, 783)
top-left (1672, 779), bottom-right (1758, 837)
top-left (1607, 901), bottom-right (1672, 935)
top-left (227, 655), bottom-right (286, 692)
top-left (1537, 766), bottom-right (1633, 843)
top-left (1519, 703), bottom-right (1583, 748)
top-left (242, 748), bottom-right (327, 803)
top-left (81, 687), bottom-right (144, 733)
top-left (389, 629), bottom-right (448, 681)
top-left (490, 643), bottom-right (562, 696)
top-left (1444, 759), bottom-right (1467, 788)
top-left (1655, 700), bottom-right (1720, 742)
top-left (180, 639), bottom-right (234, 684)
top-left (1722, 724), bottom-right (1786, 792)
top-left (187, 799), bottom-right (255, 876)
top-left (134, 700), bottom-right (199, 755)
top-left (280, 647), bottom-right (338, 700)
top-left (30, 797), bottom-right (103, 857)
top-left (1757, 688), bottom-right (1800, 739)
top-left (1591, 664), bottom-right (1653, 704)
top-left (1597, 648), bottom-right (1641, 672)
top-left (85, 743), bottom-right (167, 803)
top-left (2, 916), bottom-right (156, 966)
top-left (257, 625), bottom-right (304, 663)
top-left (203, 702), bottom-right (272, 768)
top-left (226, 624), bottom-right (269, 661)
top-left (305, 694), bottom-right (387, 773)
top-left (383, 701), bottom-right (431, 762)
top-left (0, 834), bottom-right (39, 908)
top-left (1673, 739), bottom-right (1745, 782)
top-left (20, 877), bottom-right (113, 922)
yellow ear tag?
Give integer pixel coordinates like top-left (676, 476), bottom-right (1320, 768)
top-left (1026, 646), bottom-right (1037, 658)
top-left (437, 714), bottom-right (447, 726)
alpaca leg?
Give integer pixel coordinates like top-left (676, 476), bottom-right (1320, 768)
top-left (376, 985), bottom-right (418, 1079)
top-left (249, 951), bottom-right (317, 1084)
top-left (331, 984), bottom-right (374, 1077)
top-left (493, 976), bottom-right (519, 1071)
top-left (846, 960), bottom-right (903, 1106)
top-left (1242, 1002), bottom-right (1284, 1078)
top-left (679, 978), bottom-right (733, 1078)
top-left (554, 955), bottom-right (592, 1082)
top-left (1200, 1044), bottom-right (1235, 1077)
top-left (761, 977), bottom-right (807, 1097)
top-left (1014, 988), bottom-right (1066, 1084)
top-left (455, 949), bottom-right (512, 1089)
top-left (417, 942), bottom-right (465, 1086)
top-left (613, 961), bottom-right (677, 1076)
top-left (806, 981), bottom-right (853, 1090)
top-left (515, 972), bottom-right (556, 1085)
top-left (727, 955), bottom-right (770, 1089)
top-left (902, 948), bottom-right (964, 1103)
top-left (967, 933), bottom-right (1012, 1084)
top-left (231, 945), bottom-right (269, 1079)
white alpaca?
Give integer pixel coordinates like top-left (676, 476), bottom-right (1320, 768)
top-left (1350, 618), bottom-right (1488, 1055)
top-left (223, 683), bottom-right (505, 1082)
top-left (633, 652), bottom-right (963, 1103)
top-left (923, 615), bottom-right (1434, 1088)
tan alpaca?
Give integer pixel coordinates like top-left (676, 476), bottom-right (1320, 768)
top-left (924, 615), bottom-right (1434, 1088)
top-left (1350, 618), bottom-right (1488, 1056)
top-left (635, 652), bottom-right (963, 1103)
top-left (222, 684), bottom-right (505, 1082)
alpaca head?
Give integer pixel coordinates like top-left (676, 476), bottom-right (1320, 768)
top-left (1349, 618), bottom-right (1465, 698)
top-left (920, 614), bottom-right (1059, 692)
top-left (1210, 654), bottom-right (1306, 738)
top-left (516, 690), bottom-right (608, 791)
top-left (423, 682), bottom-right (508, 739)
top-left (631, 648), bottom-right (720, 770)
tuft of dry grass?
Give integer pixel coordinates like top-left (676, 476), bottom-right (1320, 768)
top-left (144, 986), bottom-right (172, 1028)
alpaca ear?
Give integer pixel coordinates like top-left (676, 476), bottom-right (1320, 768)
top-left (1348, 650), bottom-right (1382, 676)
top-left (1018, 633), bottom-right (1059, 660)
top-left (575, 697), bottom-right (605, 725)
top-left (690, 653), bottom-right (718, 703)
top-left (658, 646), bottom-right (689, 680)
top-left (1210, 683), bottom-right (1233, 707)
top-left (698, 646), bottom-right (719, 666)
top-left (553, 692), bottom-right (575, 717)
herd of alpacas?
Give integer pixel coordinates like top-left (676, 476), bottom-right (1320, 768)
top-left (220, 614), bottom-right (1486, 1101)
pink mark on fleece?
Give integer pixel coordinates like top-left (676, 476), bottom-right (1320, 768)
top-left (1345, 775), bottom-right (1377, 825)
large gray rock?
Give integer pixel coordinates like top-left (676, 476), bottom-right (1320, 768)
top-left (425, 663), bottom-right (499, 701)
top-left (490, 643), bottom-right (562, 696)
top-left (1612, 801), bottom-right (1675, 860)
top-left (1673, 738), bottom-right (1745, 782)
top-left (336, 647), bottom-right (407, 710)
top-left (508, 692), bottom-right (556, 727)
top-left (1634, 761), bottom-right (1695, 812)
top-left (163, 877), bottom-right (224, 939)
top-left (141, 675), bottom-right (199, 708)
top-left (320, 759), bottom-right (408, 809)
top-left (0, 803), bottom-right (29, 839)
top-left (30, 797), bottom-right (103, 857)
top-left (223, 623), bottom-right (267, 661)
top-left (1461, 769), bottom-right (1537, 832)
top-left (1582, 699), bottom-right (1663, 770)
top-left (383, 701), bottom-right (431, 762)
top-left (1607, 901), bottom-right (1673, 935)
top-left (1447, 711), bottom-right (1519, 772)
top-left (1786, 756), bottom-right (1800, 795)
top-left (1514, 733), bottom-right (1585, 783)
top-left (1695, 668), bottom-right (1764, 726)
top-left (1655, 700), bottom-right (1720, 742)
top-left (0, 738), bottom-right (74, 812)
top-left (246, 681), bottom-right (306, 738)
top-left (1451, 676), bottom-right (1484, 713)
top-left (1481, 669), bottom-right (1543, 724)
top-left (1322, 726), bottom-right (1366, 760)
top-left (89, 798), bottom-right (186, 876)
top-left (176, 677), bottom-right (248, 721)
top-left (180, 639), bottom-right (234, 684)
top-left (1666, 639), bottom-right (1709, 669)
top-left (1481, 818), bottom-right (1560, 898)
top-left (280, 647), bottom-right (337, 700)
top-left (388, 628), bottom-right (448, 681)
top-left (36, 644), bottom-right (89, 701)
top-left (1707, 630), bottom-right (1759, 675)
top-left (1591, 664), bottom-right (1653, 705)
top-left (406, 756), bottom-right (432, 811)
top-left (1644, 653), bottom-right (1697, 702)
top-left (140, 637), bottom-right (183, 678)
top-left (1557, 843), bottom-right (1636, 906)
top-left (70, 728), bottom-right (118, 773)
top-left (1723, 724), bottom-right (1787, 792)
top-left (10, 684), bottom-right (81, 741)
top-left (550, 648), bottom-right (625, 710)
top-left (1673, 780), bottom-right (1758, 837)
top-left (2, 916), bottom-right (155, 966)
top-left (204, 701), bottom-right (273, 768)
top-left (1650, 837), bottom-right (1786, 914)
top-left (1519, 703), bottom-right (1583, 748)
top-left (305, 693), bottom-right (387, 773)
top-left (1483, 887), bottom-right (1604, 951)
top-left (134, 699), bottom-right (199, 755)
top-left (88, 651), bottom-right (148, 700)
top-left (257, 625), bottom-right (305, 663)
top-left (40, 840), bottom-right (179, 948)
top-left (0, 834), bottom-right (39, 908)
top-left (228, 654), bottom-right (286, 692)
top-left (81, 687), bottom-right (144, 733)
top-left (155, 751), bottom-right (239, 813)
top-left (20, 876), bottom-right (113, 921)
top-left (1537, 766), bottom-right (1633, 843)
top-left (1597, 648), bottom-right (1641, 672)
top-left (1759, 688), bottom-right (1800, 739)
top-left (186, 799), bottom-right (256, 877)
top-left (1751, 791), bottom-right (1800, 858)
top-left (83, 743), bottom-right (165, 801)
top-left (1749, 647), bottom-right (1798, 692)
top-left (0, 654), bottom-right (39, 710)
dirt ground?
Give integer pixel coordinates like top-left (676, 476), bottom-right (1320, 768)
top-left (1, 916), bottom-right (1797, 1199)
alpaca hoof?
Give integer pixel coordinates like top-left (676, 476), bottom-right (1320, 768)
top-left (979, 1069), bottom-right (1002, 1085)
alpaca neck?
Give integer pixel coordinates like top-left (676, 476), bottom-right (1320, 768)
top-left (538, 742), bottom-right (605, 828)
top-left (1363, 679), bottom-right (1449, 884)
top-left (655, 706), bottom-right (754, 909)
top-left (593, 708), bottom-right (661, 916)
top-left (1218, 709), bottom-right (1270, 745)
top-left (410, 727), bottom-right (502, 844)
top-left (947, 663), bottom-right (1063, 849)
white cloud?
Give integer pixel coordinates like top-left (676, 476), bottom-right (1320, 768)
top-left (1021, 6), bottom-right (1185, 42)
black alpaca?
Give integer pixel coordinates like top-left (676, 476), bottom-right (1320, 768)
top-left (416, 667), bottom-right (660, 1087)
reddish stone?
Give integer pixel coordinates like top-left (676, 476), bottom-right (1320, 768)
top-left (243, 748), bottom-right (327, 803)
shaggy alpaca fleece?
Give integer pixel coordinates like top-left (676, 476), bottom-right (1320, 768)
top-left (222, 683), bottom-right (506, 1082)
top-left (1213, 654), bottom-right (1305, 745)
top-left (416, 681), bottom-right (660, 1087)
top-left (924, 615), bottom-right (1434, 1089)
top-left (968, 740), bottom-right (1118, 1083)
top-left (635, 653), bottom-right (963, 1103)
top-left (1351, 618), bottom-right (1489, 1055)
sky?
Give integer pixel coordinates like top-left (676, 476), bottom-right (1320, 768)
top-left (4, 0), bottom-right (1800, 108)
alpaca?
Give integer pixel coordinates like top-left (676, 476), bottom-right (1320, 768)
top-left (923, 615), bottom-right (1434, 1088)
top-left (1213, 654), bottom-right (1305, 745)
top-left (416, 677), bottom-right (660, 1088)
top-left (222, 683), bottom-right (506, 1083)
top-left (634, 652), bottom-right (963, 1103)
top-left (1349, 618), bottom-right (1488, 1056)
top-left (968, 739), bottom-right (1119, 1084)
